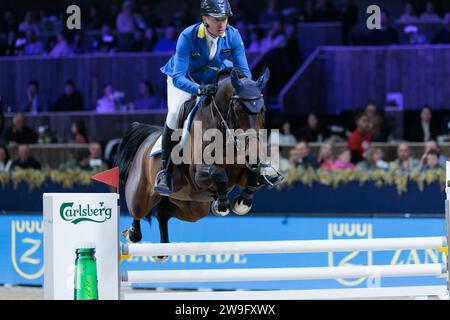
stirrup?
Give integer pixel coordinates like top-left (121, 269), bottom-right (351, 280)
top-left (154, 169), bottom-right (173, 195)
top-left (258, 172), bottom-right (284, 189)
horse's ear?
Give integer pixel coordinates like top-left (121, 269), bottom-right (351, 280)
top-left (257, 68), bottom-right (270, 91)
top-left (231, 68), bottom-right (243, 90)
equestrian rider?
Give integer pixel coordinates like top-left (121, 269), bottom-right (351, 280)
top-left (156, 0), bottom-right (281, 195)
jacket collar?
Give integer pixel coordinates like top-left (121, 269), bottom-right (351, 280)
top-left (197, 23), bottom-right (226, 39)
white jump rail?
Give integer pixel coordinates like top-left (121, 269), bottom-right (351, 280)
top-left (121, 237), bottom-right (447, 257)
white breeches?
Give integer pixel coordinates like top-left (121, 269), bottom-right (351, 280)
top-left (166, 76), bottom-right (192, 130)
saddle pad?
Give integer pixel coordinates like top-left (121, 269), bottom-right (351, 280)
top-left (149, 96), bottom-right (205, 158)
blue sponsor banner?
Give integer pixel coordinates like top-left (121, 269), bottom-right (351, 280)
top-left (0, 214), bottom-right (446, 290)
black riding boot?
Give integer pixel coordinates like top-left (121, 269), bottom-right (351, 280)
top-left (155, 124), bottom-right (175, 195)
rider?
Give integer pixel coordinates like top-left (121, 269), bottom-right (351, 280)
top-left (155, 0), bottom-right (281, 195)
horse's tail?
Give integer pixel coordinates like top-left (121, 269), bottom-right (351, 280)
top-left (114, 122), bottom-right (162, 186)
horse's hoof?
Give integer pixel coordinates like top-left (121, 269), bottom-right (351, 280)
top-left (231, 196), bottom-right (252, 216)
top-left (122, 229), bottom-right (142, 243)
top-left (210, 200), bottom-right (230, 217)
top-left (153, 255), bottom-right (168, 262)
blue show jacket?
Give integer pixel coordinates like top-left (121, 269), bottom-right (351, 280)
top-left (160, 23), bottom-right (252, 96)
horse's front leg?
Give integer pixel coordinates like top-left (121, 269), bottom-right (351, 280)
top-left (231, 167), bottom-right (259, 216)
top-left (196, 164), bottom-right (230, 216)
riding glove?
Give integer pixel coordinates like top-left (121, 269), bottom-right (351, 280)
top-left (197, 84), bottom-right (218, 96)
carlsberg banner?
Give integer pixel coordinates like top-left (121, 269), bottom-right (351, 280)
top-left (44, 193), bottom-right (120, 300)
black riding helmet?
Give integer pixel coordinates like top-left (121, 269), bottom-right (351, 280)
top-left (200, 0), bottom-right (233, 18)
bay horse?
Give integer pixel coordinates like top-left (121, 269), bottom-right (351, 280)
top-left (115, 68), bottom-right (270, 260)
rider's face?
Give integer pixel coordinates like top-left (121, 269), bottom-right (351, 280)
top-left (203, 16), bottom-right (228, 37)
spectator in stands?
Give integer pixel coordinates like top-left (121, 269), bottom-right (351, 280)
top-left (419, 139), bottom-right (446, 168)
top-left (71, 30), bottom-right (89, 54)
top-left (407, 105), bottom-right (439, 142)
top-left (432, 13), bottom-right (450, 44)
top-left (420, 149), bottom-right (443, 173)
top-left (20, 81), bottom-right (49, 113)
top-left (106, 3), bottom-right (121, 29)
top-left (1, 31), bottom-right (25, 56)
top-left (71, 120), bottom-right (89, 144)
top-left (134, 80), bottom-right (161, 110)
top-left (11, 144), bottom-right (41, 170)
top-left (312, 0), bottom-right (340, 22)
top-left (333, 149), bottom-right (355, 170)
top-left (288, 141), bottom-right (318, 170)
top-left (247, 27), bottom-right (265, 52)
top-left (128, 29), bottom-right (145, 52)
top-left (269, 121), bottom-right (297, 147)
top-left (397, 1), bottom-right (420, 23)
top-left (420, 1), bottom-right (442, 22)
top-left (53, 80), bottom-right (84, 112)
top-left (23, 30), bottom-right (45, 56)
top-left (296, 113), bottom-right (328, 143)
top-left (365, 103), bottom-right (389, 142)
top-left (59, 149), bottom-right (92, 171)
top-left (367, 10), bottom-right (399, 45)
top-left (19, 11), bottom-right (41, 35)
top-left (153, 25), bottom-right (177, 53)
top-left (4, 114), bottom-right (38, 146)
top-left (347, 112), bottom-right (371, 164)
top-left (96, 83), bottom-right (124, 113)
top-left (49, 32), bottom-right (73, 57)
top-left (389, 143), bottom-right (420, 174)
top-left (356, 147), bottom-right (389, 171)
top-left (85, 5), bottom-right (103, 31)
top-left (89, 142), bottom-right (108, 170)
top-left (116, 0), bottom-right (145, 33)
top-left (261, 20), bottom-right (287, 53)
top-left (93, 24), bottom-right (118, 53)
top-left (143, 27), bottom-right (158, 52)
top-left (2, 11), bottom-right (17, 34)
top-left (341, 0), bottom-right (358, 45)
top-left (0, 145), bottom-right (12, 173)
top-left (317, 140), bottom-right (335, 170)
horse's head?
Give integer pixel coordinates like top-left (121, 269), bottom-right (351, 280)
top-left (228, 68), bottom-right (270, 132)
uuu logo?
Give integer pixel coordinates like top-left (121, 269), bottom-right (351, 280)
top-left (60, 201), bottom-right (112, 224)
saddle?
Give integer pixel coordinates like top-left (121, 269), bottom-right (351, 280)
top-left (177, 98), bottom-right (198, 129)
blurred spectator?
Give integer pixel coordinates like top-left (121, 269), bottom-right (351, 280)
top-left (397, 1), bottom-right (420, 23)
top-left (347, 112), bottom-right (371, 164)
top-left (407, 105), bottom-right (439, 142)
top-left (247, 27), bottom-right (265, 52)
top-left (317, 141), bottom-right (335, 170)
top-left (96, 83), bottom-right (124, 113)
top-left (37, 124), bottom-right (56, 144)
top-left (420, 1), bottom-right (442, 22)
top-left (367, 10), bottom-right (399, 45)
top-left (288, 141), bottom-right (318, 170)
top-left (4, 114), bottom-right (38, 146)
top-left (296, 113), bottom-right (328, 143)
top-left (432, 13), bottom-right (450, 44)
top-left (1, 31), bottom-right (25, 56)
top-left (18, 11), bottom-right (41, 35)
top-left (85, 5), bottom-right (103, 31)
top-left (71, 30), bottom-right (89, 54)
top-left (53, 80), bottom-right (84, 111)
top-left (11, 144), bottom-right (41, 170)
top-left (2, 11), bottom-right (18, 33)
top-left (0, 145), bottom-right (12, 173)
top-left (141, 4), bottom-right (162, 28)
top-left (312, 0), bottom-right (340, 22)
top-left (116, 0), bottom-right (145, 33)
top-left (389, 143), bottom-right (420, 174)
top-left (171, 1), bottom-right (196, 27)
top-left (20, 81), bottom-right (49, 113)
top-left (71, 120), bottom-right (89, 144)
top-left (49, 32), bottom-right (73, 57)
top-left (128, 29), bottom-right (145, 52)
top-left (269, 121), bottom-right (297, 147)
top-left (143, 27), bottom-right (158, 52)
top-left (261, 20), bottom-right (287, 53)
top-left (23, 30), bottom-right (45, 56)
top-left (333, 149), bottom-right (355, 170)
top-left (260, 0), bottom-right (280, 24)
top-left (106, 3), bottom-right (121, 29)
top-left (134, 80), bottom-right (161, 110)
top-left (341, 0), bottom-right (358, 45)
top-left (93, 24), bottom-right (118, 54)
top-left (356, 147), bottom-right (389, 171)
top-left (89, 142), bottom-right (108, 170)
top-left (59, 149), bottom-right (92, 171)
top-left (419, 139), bottom-right (446, 168)
top-left (420, 149), bottom-right (443, 172)
top-left (0, 108), bottom-right (5, 146)
top-left (153, 26), bottom-right (177, 53)
top-left (365, 103), bottom-right (389, 142)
